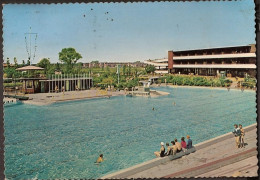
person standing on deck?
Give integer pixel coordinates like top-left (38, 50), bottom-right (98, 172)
top-left (232, 124), bottom-right (241, 148)
top-left (186, 135), bottom-right (193, 149)
top-left (62, 86), bottom-right (65, 95)
top-left (55, 85), bottom-right (59, 93)
top-left (239, 124), bottom-right (245, 148)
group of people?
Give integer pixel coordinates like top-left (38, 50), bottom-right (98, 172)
top-left (154, 135), bottom-right (193, 157)
top-left (232, 124), bottom-right (245, 148)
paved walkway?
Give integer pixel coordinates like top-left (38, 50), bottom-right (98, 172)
top-left (128, 127), bottom-right (257, 178)
top-left (196, 155), bottom-right (258, 177)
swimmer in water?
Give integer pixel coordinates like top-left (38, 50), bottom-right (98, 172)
top-left (96, 154), bottom-right (104, 163)
top-left (152, 107), bottom-right (155, 111)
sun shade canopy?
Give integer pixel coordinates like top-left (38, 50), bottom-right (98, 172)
top-left (16, 66), bottom-right (44, 71)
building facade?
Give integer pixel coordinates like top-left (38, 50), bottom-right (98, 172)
top-left (144, 59), bottom-right (168, 74)
top-left (83, 61), bottom-right (145, 68)
top-left (168, 44), bottom-right (256, 77)
top-left (145, 44), bottom-right (256, 77)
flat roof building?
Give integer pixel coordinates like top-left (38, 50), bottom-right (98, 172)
top-left (145, 44), bottom-right (256, 77)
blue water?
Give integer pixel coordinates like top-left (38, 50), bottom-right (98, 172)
top-left (4, 87), bottom-right (256, 179)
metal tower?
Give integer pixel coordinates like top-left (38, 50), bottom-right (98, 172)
top-left (24, 27), bottom-right (38, 65)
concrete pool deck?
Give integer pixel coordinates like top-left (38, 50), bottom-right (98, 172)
top-left (153, 83), bottom-right (256, 92)
top-left (21, 89), bottom-right (125, 105)
top-left (18, 88), bottom-right (170, 105)
top-left (101, 123), bottom-right (257, 178)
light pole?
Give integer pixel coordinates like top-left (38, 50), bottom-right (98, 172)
top-left (117, 64), bottom-right (120, 85)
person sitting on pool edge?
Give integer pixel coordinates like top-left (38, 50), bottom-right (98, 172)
top-left (181, 137), bottom-right (187, 149)
top-left (186, 135), bottom-right (193, 149)
top-left (170, 141), bottom-right (178, 155)
top-left (164, 142), bottom-right (172, 156)
top-left (174, 138), bottom-right (182, 152)
top-left (96, 154), bottom-right (104, 163)
top-left (154, 142), bottom-right (165, 157)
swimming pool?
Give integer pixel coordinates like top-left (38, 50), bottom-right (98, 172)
top-left (4, 87), bottom-right (256, 179)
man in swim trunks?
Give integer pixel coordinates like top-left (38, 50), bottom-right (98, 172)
top-left (239, 124), bottom-right (245, 148)
top-left (174, 138), bottom-right (182, 152)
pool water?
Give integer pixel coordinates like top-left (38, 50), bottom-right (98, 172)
top-left (4, 87), bottom-right (256, 179)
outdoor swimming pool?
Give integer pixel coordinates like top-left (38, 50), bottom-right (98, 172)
top-left (4, 87), bottom-right (256, 179)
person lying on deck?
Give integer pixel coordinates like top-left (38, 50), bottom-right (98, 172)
top-left (154, 142), bottom-right (165, 157)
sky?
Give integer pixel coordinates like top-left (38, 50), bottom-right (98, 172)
top-left (3, 1), bottom-right (255, 64)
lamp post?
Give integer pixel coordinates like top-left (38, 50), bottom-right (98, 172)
top-left (117, 64), bottom-right (120, 85)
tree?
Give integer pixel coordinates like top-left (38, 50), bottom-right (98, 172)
top-left (105, 66), bottom-right (110, 74)
top-left (13, 57), bottom-right (18, 68)
top-left (145, 65), bottom-right (156, 74)
top-left (126, 65), bottom-right (132, 76)
top-left (133, 67), bottom-right (138, 77)
top-left (55, 62), bottom-right (61, 71)
top-left (75, 62), bottom-right (83, 73)
top-left (122, 65), bottom-right (126, 76)
top-left (59, 48), bottom-right (82, 73)
top-left (37, 58), bottom-right (51, 74)
top-left (22, 60), bottom-right (25, 67)
top-left (26, 59), bottom-right (31, 66)
top-left (4, 67), bottom-right (16, 78)
top-left (6, 58), bottom-right (10, 68)
top-left (102, 77), bottom-right (114, 85)
top-left (91, 60), bottom-right (99, 68)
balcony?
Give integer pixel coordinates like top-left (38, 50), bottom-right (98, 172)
top-left (173, 64), bottom-right (256, 69)
top-left (172, 53), bottom-right (256, 60)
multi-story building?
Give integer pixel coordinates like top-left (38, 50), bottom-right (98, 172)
top-left (83, 61), bottom-right (146, 68)
top-left (145, 44), bottom-right (256, 77)
top-left (144, 59), bottom-right (168, 74)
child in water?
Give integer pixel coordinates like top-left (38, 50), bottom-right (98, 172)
top-left (96, 154), bottom-right (104, 163)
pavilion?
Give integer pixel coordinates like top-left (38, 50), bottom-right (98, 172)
top-left (16, 65), bottom-right (93, 94)
top-left (16, 65), bottom-right (46, 94)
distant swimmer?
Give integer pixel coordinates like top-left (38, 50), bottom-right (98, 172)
top-left (152, 107), bottom-right (155, 111)
top-left (96, 154), bottom-right (104, 163)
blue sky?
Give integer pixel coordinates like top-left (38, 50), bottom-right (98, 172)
top-left (3, 1), bottom-right (255, 64)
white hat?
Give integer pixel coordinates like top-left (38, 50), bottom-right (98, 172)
top-left (160, 142), bottom-right (164, 146)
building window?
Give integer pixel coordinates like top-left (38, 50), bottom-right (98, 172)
top-left (26, 80), bottom-right (33, 89)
